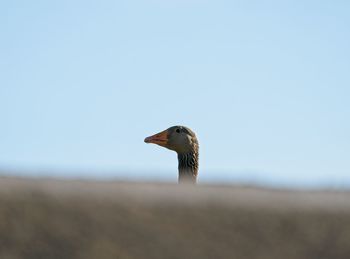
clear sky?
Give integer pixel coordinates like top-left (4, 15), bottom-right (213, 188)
top-left (1, 0), bottom-right (349, 187)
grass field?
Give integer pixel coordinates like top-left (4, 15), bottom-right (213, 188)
top-left (0, 176), bottom-right (350, 259)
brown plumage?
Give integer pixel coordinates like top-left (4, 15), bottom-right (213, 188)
top-left (144, 126), bottom-right (199, 184)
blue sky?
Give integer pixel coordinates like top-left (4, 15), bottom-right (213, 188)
top-left (1, 0), bottom-right (349, 186)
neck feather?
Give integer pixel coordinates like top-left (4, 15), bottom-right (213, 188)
top-left (177, 150), bottom-right (199, 184)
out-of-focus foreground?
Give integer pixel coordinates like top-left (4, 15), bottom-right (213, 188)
top-left (0, 176), bottom-right (350, 259)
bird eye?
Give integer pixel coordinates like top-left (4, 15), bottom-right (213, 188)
top-left (175, 128), bottom-right (181, 133)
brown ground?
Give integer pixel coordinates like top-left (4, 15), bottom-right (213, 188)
top-left (0, 176), bottom-right (350, 259)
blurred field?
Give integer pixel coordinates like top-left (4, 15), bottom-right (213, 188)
top-left (0, 176), bottom-right (350, 259)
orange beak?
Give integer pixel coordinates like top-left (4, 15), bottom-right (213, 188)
top-left (144, 129), bottom-right (169, 146)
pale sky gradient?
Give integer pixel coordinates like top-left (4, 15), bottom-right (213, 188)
top-left (1, 0), bottom-right (349, 186)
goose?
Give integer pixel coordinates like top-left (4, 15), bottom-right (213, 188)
top-left (144, 126), bottom-right (199, 184)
